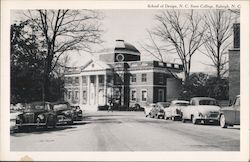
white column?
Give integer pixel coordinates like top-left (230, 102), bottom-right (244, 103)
top-left (96, 75), bottom-right (99, 105)
top-left (79, 75), bottom-right (83, 106)
top-left (104, 73), bottom-right (107, 105)
top-left (87, 75), bottom-right (90, 105)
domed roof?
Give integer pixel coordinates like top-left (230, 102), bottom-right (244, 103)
top-left (114, 40), bottom-right (140, 55)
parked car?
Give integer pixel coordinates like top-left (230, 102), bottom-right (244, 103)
top-left (219, 95), bottom-right (240, 128)
top-left (16, 102), bottom-right (57, 129)
top-left (52, 102), bottom-right (74, 125)
top-left (71, 105), bottom-right (83, 121)
top-left (164, 100), bottom-right (189, 121)
top-left (10, 110), bottom-right (22, 132)
top-left (181, 97), bottom-right (220, 124)
top-left (150, 102), bottom-right (169, 119)
top-left (144, 103), bottom-right (156, 117)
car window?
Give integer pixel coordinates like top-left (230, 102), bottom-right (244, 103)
top-left (54, 104), bottom-right (69, 111)
top-left (27, 104), bottom-right (44, 110)
top-left (199, 100), bottom-right (217, 106)
top-left (175, 103), bottom-right (189, 106)
top-left (190, 100), bottom-right (195, 105)
top-left (158, 103), bottom-right (169, 108)
top-left (234, 97), bottom-right (240, 106)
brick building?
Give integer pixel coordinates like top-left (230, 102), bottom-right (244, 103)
top-left (228, 23), bottom-right (240, 101)
top-left (64, 40), bottom-right (183, 111)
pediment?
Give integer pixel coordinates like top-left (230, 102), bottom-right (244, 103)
top-left (82, 59), bottom-right (110, 71)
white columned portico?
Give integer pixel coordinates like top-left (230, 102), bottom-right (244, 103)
top-left (96, 75), bottom-right (99, 105)
top-left (104, 73), bottom-right (107, 105)
top-left (87, 75), bottom-right (90, 105)
top-left (79, 76), bottom-right (83, 105)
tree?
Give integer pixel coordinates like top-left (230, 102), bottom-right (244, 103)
top-left (180, 72), bottom-right (229, 100)
top-left (151, 10), bottom-right (206, 83)
top-left (11, 20), bottom-right (45, 103)
top-left (23, 9), bottom-right (103, 100)
top-left (201, 10), bottom-right (236, 79)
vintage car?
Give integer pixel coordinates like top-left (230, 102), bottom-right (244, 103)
top-left (164, 100), bottom-right (189, 121)
top-left (71, 105), bottom-right (83, 121)
top-left (16, 102), bottom-right (57, 129)
top-left (144, 103), bottom-right (156, 117)
top-left (10, 110), bottom-right (22, 132)
top-left (150, 102), bottom-right (170, 119)
top-left (52, 102), bottom-right (74, 125)
top-left (219, 95), bottom-right (240, 128)
top-left (181, 97), bottom-right (220, 124)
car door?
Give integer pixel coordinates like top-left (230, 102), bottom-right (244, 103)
top-left (234, 97), bottom-right (240, 124)
top-left (164, 105), bottom-right (171, 118)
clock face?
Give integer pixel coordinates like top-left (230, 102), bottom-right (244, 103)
top-left (116, 53), bottom-right (124, 62)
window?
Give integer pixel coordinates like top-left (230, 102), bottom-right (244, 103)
top-left (75, 91), bottom-right (79, 100)
top-left (68, 91), bottom-right (72, 100)
top-left (75, 77), bottom-right (79, 84)
top-left (158, 89), bottom-right (164, 102)
top-left (82, 91), bottom-right (87, 104)
top-left (107, 75), bottom-right (112, 83)
top-left (141, 73), bottom-right (147, 82)
top-left (131, 74), bottom-right (136, 82)
top-left (82, 76), bottom-right (87, 84)
top-left (234, 97), bottom-right (240, 106)
top-left (99, 75), bottom-right (104, 84)
top-left (141, 90), bottom-right (147, 101)
top-left (131, 90), bottom-right (137, 101)
top-left (64, 77), bottom-right (68, 84)
top-left (158, 74), bottom-right (164, 84)
top-left (68, 77), bottom-right (72, 84)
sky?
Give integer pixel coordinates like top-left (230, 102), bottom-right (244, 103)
top-left (11, 9), bottom-right (237, 74)
top-left (72, 9), bottom-right (218, 73)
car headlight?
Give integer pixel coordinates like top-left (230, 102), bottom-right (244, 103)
top-left (16, 115), bottom-right (20, 120)
top-left (38, 114), bottom-right (45, 120)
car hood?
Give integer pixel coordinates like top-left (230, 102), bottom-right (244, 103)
top-left (56, 109), bottom-right (72, 115)
top-left (194, 106), bottom-right (220, 114)
top-left (23, 109), bottom-right (46, 113)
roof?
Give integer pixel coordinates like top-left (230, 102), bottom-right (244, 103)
top-left (114, 40), bottom-right (140, 55)
top-left (190, 97), bottom-right (216, 101)
top-left (171, 100), bottom-right (189, 104)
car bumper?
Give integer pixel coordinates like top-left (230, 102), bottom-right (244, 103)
top-left (157, 113), bottom-right (164, 116)
top-left (16, 123), bottom-right (46, 126)
top-left (196, 117), bottom-right (219, 123)
top-left (57, 116), bottom-right (73, 124)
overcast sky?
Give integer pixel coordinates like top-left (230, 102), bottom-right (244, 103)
top-left (11, 9), bottom-right (237, 74)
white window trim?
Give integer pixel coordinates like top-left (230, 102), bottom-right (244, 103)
top-left (141, 89), bottom-right (147, 102)
top-left (141, 73), bottom-right (147, 82)
top-left (131, 89), bottom-right (137, 101)
top-left (131, 74), bottom-right (136, 82)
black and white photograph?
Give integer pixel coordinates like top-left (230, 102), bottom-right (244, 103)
top-left (1, 0), bottom-right (249, 161)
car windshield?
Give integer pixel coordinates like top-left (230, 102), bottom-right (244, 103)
top-left (158, 103), bottom-right (169, 108)
top-left (54, 104), bottom-right (69, 111)
top-left (175, 102), bottom-right (189, 106)
top-left (234, 97), bottom-right (240, 106)
top-left (27, 104), bottom-right (45, 110)
top-left (199, 100), bottom-right (217, 106)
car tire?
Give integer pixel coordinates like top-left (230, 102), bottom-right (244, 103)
top-left (191, 116), bottom-right (197, 124)
top-left (182, 118), bottom-right (186, 123)
top-left (220, 114), bottom-right (228, 128)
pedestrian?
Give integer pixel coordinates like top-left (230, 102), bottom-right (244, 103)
top-left (108, 100), bottom-right (113, 112)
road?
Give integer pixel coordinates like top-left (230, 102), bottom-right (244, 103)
top-left (11, 111), bottom-right (240, 151)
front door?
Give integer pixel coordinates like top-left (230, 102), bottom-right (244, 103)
top-left (158, 89), bottom-right (164, 102)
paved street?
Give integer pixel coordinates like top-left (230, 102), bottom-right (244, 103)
top-left (11, 111), bottom-right (240, 151)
